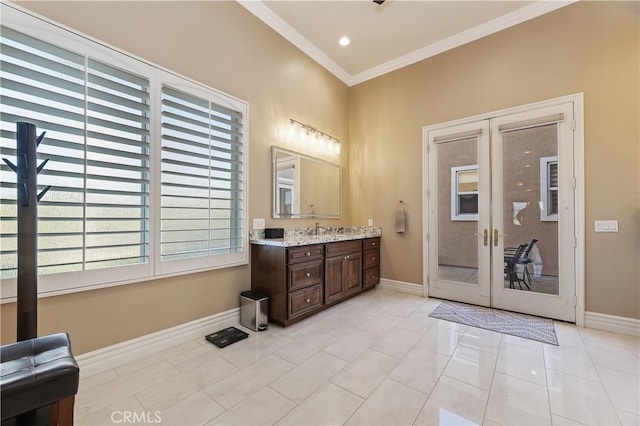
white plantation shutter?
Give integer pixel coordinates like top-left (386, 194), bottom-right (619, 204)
top-left (86, 59), bottom-right (150, 269)
top-left (0, 26), bottom-right (150, 279)
top-left (160, 86), bottom-right (244, 264)
top-left (0, 5), bottom-right (248, 298)
top-left (0, 26), bottom-right (86, 278)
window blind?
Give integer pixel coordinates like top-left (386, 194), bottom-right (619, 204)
top-left (498, 113), bottom-right (564, 133)
top-left (548, 161), bottom-right (558, 215)
top-left (0, 26), bottom-right (150, 278)
top-left (160, 86), bottom-right (244, 262)
top-left (433, 129), bottom-right (483, 144)
top-left (85, 59), bottom-right (150, 269)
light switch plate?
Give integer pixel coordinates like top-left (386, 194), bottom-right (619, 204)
top-left (594, 220), bottom-right (618, 232)
top-left (253, 218), bottom-right (265, 230)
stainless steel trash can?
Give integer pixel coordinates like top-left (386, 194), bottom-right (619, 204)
top-left (240, 291), bottom-right (268, 331)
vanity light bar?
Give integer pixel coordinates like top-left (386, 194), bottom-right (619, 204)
top-left (289, 119), bottom-right (341, 154)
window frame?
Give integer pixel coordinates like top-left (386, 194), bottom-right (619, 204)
top-left (540, 155), bottom-right (559, 222)
top-left (155, 74), bottom-right (249, 276)
top-left (450, 164), bottom-right (479, 221)
top-left (0, 4), bottom-right (249, 301)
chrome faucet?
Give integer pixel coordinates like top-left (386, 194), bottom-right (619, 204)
top-left (315, 222), bottom-right (326, 236)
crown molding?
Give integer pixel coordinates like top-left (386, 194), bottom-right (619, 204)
top-left (238, 0), bottom-right (577, 87)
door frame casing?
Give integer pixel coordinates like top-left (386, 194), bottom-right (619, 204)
top-left (421, 93), bottom-right (585, 326)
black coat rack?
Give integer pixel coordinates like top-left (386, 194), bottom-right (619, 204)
top-left (3, 122), bottom-right (50, 341)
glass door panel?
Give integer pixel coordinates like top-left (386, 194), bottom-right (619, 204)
top-left (438, 138), bottom-right (479, 284)
top-left (427, 121), bottom-right (490, 307)
top-left (490, 103), bottom-right (575, 322)
top-left (501, 124), bottom-right (559, 295)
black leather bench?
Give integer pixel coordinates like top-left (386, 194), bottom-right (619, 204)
top-left (1, 333), bottom-right (79, 425)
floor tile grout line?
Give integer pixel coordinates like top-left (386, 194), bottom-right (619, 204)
top-left (578, 328), bottom-right (635, 425)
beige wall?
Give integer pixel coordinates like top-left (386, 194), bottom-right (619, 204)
top-left (1, 1), bottom-right (638, 354)
top-left (350, 1), bottom-right (639, 319)
top-left (1, 1), bottom-right (350, 353)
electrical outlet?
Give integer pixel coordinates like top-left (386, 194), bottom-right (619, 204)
top-left (253, 218), bottom-right (265, 230)
top-left (368, 219), bottom-right (373, 226)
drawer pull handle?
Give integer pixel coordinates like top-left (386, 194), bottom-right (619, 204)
top-left (372, 257), bottom-right (376, 261)
top-left (305, 252), bottom-right (311, 256)
top-left (305, 298), bottom-right (311, 303)
top-left (372, 242), bottom-right (376, 246)
top-left (305, 272), bottom-right (311, 277)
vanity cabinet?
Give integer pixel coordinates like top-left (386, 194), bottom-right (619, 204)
top-left (363, 237), bottom-right (380, 289)
top-left (324, 240), bottom-right (362, 304)
top-left (250, 236), bottom-right (379, 327)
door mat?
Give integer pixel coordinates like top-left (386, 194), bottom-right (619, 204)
top-left (205, 327), bottom-right (249, 348)
top-left (429, 300), bottom-right (558, 345)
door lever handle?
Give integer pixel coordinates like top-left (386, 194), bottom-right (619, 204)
top-left (475, 230), bottom-right (489, 246)
top-left (493, 229), bottom-right (508, 247)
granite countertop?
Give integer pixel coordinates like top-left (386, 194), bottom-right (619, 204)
top-left (250, 226), bottom-right (382, 247)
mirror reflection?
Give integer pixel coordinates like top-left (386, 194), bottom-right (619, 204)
top-left (272, 146), bottom-right (341, 218)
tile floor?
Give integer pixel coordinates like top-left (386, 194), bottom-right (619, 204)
top-left (75, 288), bottom-right (639, 425)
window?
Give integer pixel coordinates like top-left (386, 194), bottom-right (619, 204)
top-left (158, 83), bottom-right (245, 275)
top-left (540, 156), bottom-right (558, 221)
top-left (0, 6), bottom-right (247, 299)
top-left (451, 165), bottom-right (478, 221)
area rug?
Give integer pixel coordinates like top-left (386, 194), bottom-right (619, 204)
top-left (429, 300), bottom-right (558, 345)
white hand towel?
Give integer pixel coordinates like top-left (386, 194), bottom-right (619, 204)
top-left (395, 208), bottom-right (406, 233)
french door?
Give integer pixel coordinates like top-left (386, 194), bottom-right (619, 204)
top-left (425, 101), bottom-right (576, 322)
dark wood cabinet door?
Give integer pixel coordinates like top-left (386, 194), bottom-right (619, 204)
top-left (325, 255), bottom-right (345, 304)
top-left (325, 251), bottom-right (362, 303)
top-left (344, 251), bottom-right (362, 294)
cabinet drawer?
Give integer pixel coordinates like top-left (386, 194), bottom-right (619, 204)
top-left (364, 267), bottom-right (380, 287)
top-left (288, 245), bottom-right (323, 263)
top-left (288, 284), bottom-right (323, 319)
top-left (363, 237), bottom-right (380, 250)
top-left (288, 260), bottom-right (323, 292)
top-left (325, 240), bottom-right (362, 257)
top-left (363, 250), bottom-right (380, 269)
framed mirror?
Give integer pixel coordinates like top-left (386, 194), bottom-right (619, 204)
top-left (272, 146), bottom-right (341, 218)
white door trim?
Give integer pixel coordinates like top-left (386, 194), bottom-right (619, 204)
top-left (422, 93), bottom-right (585, 325)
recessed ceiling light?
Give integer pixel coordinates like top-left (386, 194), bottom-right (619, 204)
top-left (339, 36), bottom-right (350, 47)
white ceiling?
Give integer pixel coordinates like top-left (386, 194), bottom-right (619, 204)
top-left (238, 0), bottom-right (575, 86)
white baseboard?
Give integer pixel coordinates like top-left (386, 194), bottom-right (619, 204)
top-left (584, 311), bottom-right (640, 337)
top-left (379, 278), bottom-right (423, 296)
top-left (76, 308), bottom-right (240, 378)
